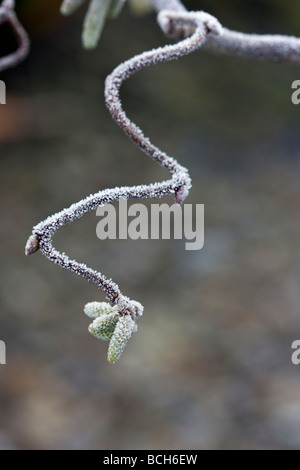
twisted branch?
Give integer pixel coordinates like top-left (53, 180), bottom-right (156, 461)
top-left (25, 9), bottom-right (222, 362)
top-left (23, 1), bottom-right (300, 361)
top-left (25, 10), bottom-right (221, 309)
top-left (153, 0), bottom-right (300, 64)
top-left (0, 0), bottom-right (29, 73)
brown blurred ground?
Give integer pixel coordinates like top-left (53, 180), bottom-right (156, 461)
top-left (0, 0), bottom-right (300, 449)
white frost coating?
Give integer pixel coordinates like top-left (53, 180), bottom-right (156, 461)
top-left (157, 10), bottom-right (222, 39)
top-left (206, 28), bottom-right (300, 64)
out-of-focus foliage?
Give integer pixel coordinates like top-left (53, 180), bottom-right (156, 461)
top-left (60, 0), bottom-right (153, 48)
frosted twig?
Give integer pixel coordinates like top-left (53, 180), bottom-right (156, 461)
top-left (153, 0), bottom-right (300, 64)
top-left (0, 0), bottom-right (29, 73)
top-left (203, 29), bottom-right (300, 65)
top-left (60, 0), bottom-right (300, 64)
top-left (25, 1), bottom-right (300, 362)
top-left (25, 10), bottom-right (222, 361)
top-left (104, 10), bottom-right (222, 194)
top-left (59, 0), bottom-right (300, 65)
top-left (26, 10), bottom-right (221, 296)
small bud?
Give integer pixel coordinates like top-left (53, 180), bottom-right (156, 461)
top-left (175, 185), bottom-right (189, 204)
top-left (129, 299), bottom-right (144, 320)
top-left (25, 234), bottom-right (39, 255)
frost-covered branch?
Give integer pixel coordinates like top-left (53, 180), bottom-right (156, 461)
top-left (24, 1), bottom-right (300, 363)
top-left (61, 0), bottom-right (300, 64)
top-left (153, 0), bottom-right (300, 64)
top-left (203, 29), bottom-right (300, 65)
top-left (0, 0), bottom-right (29, 73)
top-left (25, 10), bottom-right (222, 363)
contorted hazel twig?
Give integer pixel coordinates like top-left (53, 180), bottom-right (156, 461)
top-left (0, 0), bottom-right (29, 73)
top-left (25, 10), bottom-right (222, 363)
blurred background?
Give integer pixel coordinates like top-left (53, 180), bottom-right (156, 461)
top-left (0, 0), bottom-right (300, 449)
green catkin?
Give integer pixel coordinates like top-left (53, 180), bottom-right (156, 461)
top-left (107, 315), bottom-right (137, 364)
top-left (88, 312), bottom-right (120, 342)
